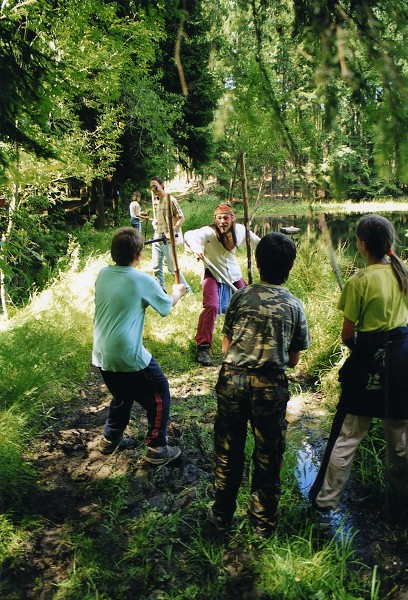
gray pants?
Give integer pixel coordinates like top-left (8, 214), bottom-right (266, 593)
top-left (310, 413), bottom-right (408, 509)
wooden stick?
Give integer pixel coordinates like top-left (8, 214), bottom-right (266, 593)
top-left (318, 212), bottom-right (343, 291)
top-left (166, 193), bottom-right (181, 284)
top-left (184, 240), bottom-right (238, 293)
top-left (151, 191), bottom-right (157, 221)
top-left (200, 255), bottom-right (238, 293)
top-left (240, 151), bottom-right (253, 284)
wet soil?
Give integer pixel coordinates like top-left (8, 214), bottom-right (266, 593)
top-left (3, 367), bottom-right (408, 599)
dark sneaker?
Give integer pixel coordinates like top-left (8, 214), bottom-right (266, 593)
top-left (98, 436), bottom-right (137, 455)
top-left (196, 344), bottom-right (212, 366)
top-left (313, 507), bottom-right (341, 530)
top-left (207, 508), bottom-right (231, 533)
top-left (145, 445), bottom-right (181, 465)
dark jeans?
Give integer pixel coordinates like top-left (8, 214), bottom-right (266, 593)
top-left (130, 217), bottom-right (141, 230)
top-left (213, 364), bottom-right (289, 528)
top-left (100, 357), bottom-right (170, 447)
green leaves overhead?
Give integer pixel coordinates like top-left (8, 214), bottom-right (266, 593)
top-left (208, 0), bottom-right (408, 198)
top-left (1, 0), bottom-right (408, 199)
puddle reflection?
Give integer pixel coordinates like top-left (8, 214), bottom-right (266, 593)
top-left (295, 441), bottom-right (321, 497)
top-left (294, 439), bottom-right (355, 537)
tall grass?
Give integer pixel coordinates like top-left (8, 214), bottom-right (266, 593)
top-left (0, 244), bottom-right (103, 505)
top-left (0, 219), bottom-right (385, 599)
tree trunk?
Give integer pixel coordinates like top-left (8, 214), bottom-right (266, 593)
top-left (93, 178), bottom-right (105, 229)
top-left (0, 183), bottom-right (19, 319)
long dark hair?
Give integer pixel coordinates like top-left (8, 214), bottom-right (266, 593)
top-left (356, 215), bottom-right (408, 294)
top-left (210, 223), bottom-right (238, 249)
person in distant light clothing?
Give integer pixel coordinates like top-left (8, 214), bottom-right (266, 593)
top-left (129, 191), bottom-right (141, 230)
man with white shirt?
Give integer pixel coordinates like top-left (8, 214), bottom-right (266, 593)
top-left (184, 203), bottom-right (260, 365)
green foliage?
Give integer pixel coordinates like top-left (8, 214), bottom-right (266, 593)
top-left (181, 194), bottom-right (220, 230)
top-left (289, 238), bottom-right (344, 379)
top-left (256, 529), bottom-right (376, 599)
top-left (0, 410), bottom-right (35, 508)
top-left (0, 255), bottom-right (97, 503)
top-left (1, 192), bottom-right (74, 306)
top-left (154, 0), bottom-right (223, 172)
top-left (119, 74), bottom-right (183, 183)
top-left (0, 513), bottom-right (29, 569)
top-left (353, 420), bottom-right (387, 491)
top-left (0, 3), bottom-right (57, 175)
top-left (208, 0), bottom-right (408, 200)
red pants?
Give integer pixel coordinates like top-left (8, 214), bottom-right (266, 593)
top-left (195, 273), bottom-right (245, 347)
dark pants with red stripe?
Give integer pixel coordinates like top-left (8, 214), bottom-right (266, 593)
top-left (100, 357), bottom-right (170, 447)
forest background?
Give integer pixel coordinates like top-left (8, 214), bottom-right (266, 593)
top-left (1, 0), bottom-right (408, 310)
top-left (1, 1), bottom-right (408, 598)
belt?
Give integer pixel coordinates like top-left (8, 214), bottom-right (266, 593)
top-left (223, 363), bottom-right (284, 376)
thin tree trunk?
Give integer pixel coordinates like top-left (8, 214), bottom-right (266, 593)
top-left (249, 172), bottom-right (265, 230)
top-left (229, 156), bottom-right (240, 203)
top-left (93, 178), bottom-right (105, 229)
top-left (0, 182), bottom-right (18, 319)
top-left (240, 152), bottom-right (252, 284)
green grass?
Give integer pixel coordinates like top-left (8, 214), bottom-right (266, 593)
top-left (0, 204), bottom-right (398, 599)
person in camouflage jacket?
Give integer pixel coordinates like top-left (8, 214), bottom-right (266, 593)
top-left (208, 232), bottom-right (310, 536)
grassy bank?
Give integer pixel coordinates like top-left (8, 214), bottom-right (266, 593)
top-left (4, 195), bottom-right (407, 597)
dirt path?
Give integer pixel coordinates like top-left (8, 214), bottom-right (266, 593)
top-left (6, 367), bottom-right (408, 599)
top-left (9, 366), bottom-right (219, 598)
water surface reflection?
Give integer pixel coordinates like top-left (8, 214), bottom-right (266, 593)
top-left (253, 212), bottom-right (408, 261)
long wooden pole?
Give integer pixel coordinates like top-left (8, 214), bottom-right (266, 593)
top-left (166, 193), bottom-right (181, 284)
top-left (199, 255), bottom-right (238, 293)
top-left (318, 212), bottom-right (343, 291)
top-left (151, 190), bottom-right (157, 221)
top-left (240, 151), bottom-right (252, 284)
top-left (184, 239), bottom-right (237, 292)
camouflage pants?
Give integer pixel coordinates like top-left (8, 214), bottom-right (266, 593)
top-left (213, 364), bottom-right (289, 528)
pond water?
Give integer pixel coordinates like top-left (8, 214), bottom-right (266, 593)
top-left (252, 211), bottom-right (408, 262)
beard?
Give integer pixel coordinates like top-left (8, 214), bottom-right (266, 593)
top-left (218, 223), bottom-right (231, 235)
top-left (212, 222), bottom-right (237, 249)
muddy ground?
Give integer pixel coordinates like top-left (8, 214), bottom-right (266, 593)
top-left (3, 366), bottom-right (408, 599)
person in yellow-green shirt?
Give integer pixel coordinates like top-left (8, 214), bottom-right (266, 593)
top-left (309, 215), bottom-right (408, 525)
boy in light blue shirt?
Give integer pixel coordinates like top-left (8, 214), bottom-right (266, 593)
top-left (92, 227), bottom-right (185, 464)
